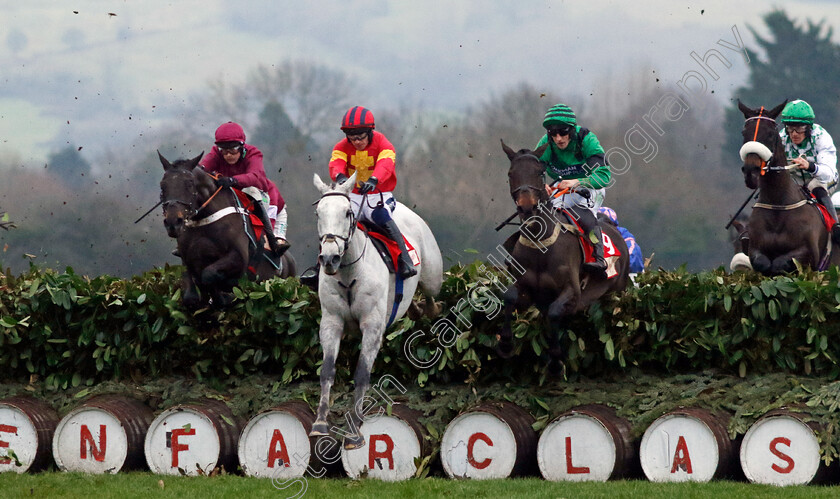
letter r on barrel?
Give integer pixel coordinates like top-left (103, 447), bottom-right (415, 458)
top-left (368, 434), bottom-right (395, 470)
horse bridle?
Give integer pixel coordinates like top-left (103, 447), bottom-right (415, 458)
top-left (161, 170), bottom-right (200, 219)
top-left (742, 114), bottom-right (795, 174)
top-left (315, 191), bottom-right (367, 267)
top-left (509, 153), bottom-right (549, 201)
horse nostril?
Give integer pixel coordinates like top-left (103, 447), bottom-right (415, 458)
top-left (329, 255), bottom-right (341, 267)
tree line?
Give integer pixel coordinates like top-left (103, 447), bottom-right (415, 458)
top-left (0, 9), bottom-right (831, 278)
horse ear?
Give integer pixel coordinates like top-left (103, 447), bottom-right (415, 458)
top-left (501, 139), bottom-right (516, 160)
top-left (534, 142), bottom-right (548, 158)
top-left (313, 174), bottom-right (330, 195)
top-left (768, 100), bottom-right (788, 119)
top-left (737, 99), bottom-right (754, 118)
top-left (158, 150), bottom-right (173, 171)
top-left (189, 151), bottom-right (205, 167)
top-left (339, 172), bottom-right (358, 194)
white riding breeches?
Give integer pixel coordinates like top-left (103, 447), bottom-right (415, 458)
top-left (273, 206), bottom-right (287, 240)
top-left (549, 187), bottom-right (605, 215)
top-left (242, 186), bottom-right (287, 240)
top-left (349, 191), bottom-right (396, 223)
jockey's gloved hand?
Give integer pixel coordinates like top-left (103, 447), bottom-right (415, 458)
top-left (359, 176), bottom-right (378, 195)
top-left (217, 176), bottom-right (237, 189)
top-left (335, 173), bottom-right (349, 185)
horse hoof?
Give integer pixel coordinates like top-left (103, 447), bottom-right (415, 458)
top-left (309, 421), bottom-right (330, 437)
top-left (343, 433), bottom-right (366, 450)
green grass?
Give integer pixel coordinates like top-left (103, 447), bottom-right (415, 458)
top-left (1, 473), bottom-right (839, 499)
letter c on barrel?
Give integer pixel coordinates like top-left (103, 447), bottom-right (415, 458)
top-left (467, 432), bottom-right (493, 470)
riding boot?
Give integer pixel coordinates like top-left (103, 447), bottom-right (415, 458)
top-left (381, 219), bottom-right (418, 279)
top-left (253, 201), bottom-right (282, 254)
top-left (299, 264), bottom-right (319, 290)
top-left (813, 187), bottom-right (840, 243)
top-left (574, 208), bottom-right (607, 275)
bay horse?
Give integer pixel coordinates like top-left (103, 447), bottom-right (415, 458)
top-left (737, 101), bottom-right (840, 274)
top-left (308, 172), bottom-right (442, 449)
top-left (159, 152), bottom-right (295, 309)
top-left (498, 141), bottom-right (630, 373)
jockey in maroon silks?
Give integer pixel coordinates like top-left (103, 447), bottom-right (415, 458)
top-left (300, 106), bottom-right (416, 288)
top-left (199, 122), bottom-right (287, 253)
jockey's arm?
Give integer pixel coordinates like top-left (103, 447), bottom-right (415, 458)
top-left (328, 149), bottom-right (349, 181)
top-left (814, 133), bottom-right (839, 186)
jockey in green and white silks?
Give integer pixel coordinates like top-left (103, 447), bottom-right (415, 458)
top-left (779, 99), bottom-right (840, 241)
top-left (536, 103), bottom-right (612, 275)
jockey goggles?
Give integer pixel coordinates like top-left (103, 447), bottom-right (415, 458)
top-left (345, 132), bottom-right (369, 142)
top-left (547, 126), bottom-right (573, 137)
top-left (785, 124), bottom-right (808, 135)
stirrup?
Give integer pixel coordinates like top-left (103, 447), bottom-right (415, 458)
top-left (300, 266), bottom-right (319, 289)
top-left (583, 257), bottom-right (607, 275)
top-left (398, 258), bottom-right (417, 279)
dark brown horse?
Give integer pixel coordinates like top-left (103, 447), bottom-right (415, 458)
top-left (159, 152), bottom-right (295, 308)
top-left (737, 101), bottom-right (840, 274)
top-left (498, 141), bottom-right (630, 373)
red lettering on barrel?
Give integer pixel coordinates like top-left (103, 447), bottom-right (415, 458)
top-left (368, 434), bottom-right (395, 470)
top-left (0, 424), bottom-right (17, 464)
top-left (565, 436), bottom-right (590, 474)
top-left (170, 428), bottom-right (196, 468)
top-left (467, 432), bottom-right (493, 470)
top-left (769, 437), bottom-right (795, 474)
top-left (267, 429), bottom-right (291, 468)
top-left (670, 436), bottom-right (693, 473)
top-left (80, 424), bottom-right (107, 462)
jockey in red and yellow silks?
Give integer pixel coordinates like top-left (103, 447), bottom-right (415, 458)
top-left (300, 106), bottom-right (416, 288)
top-left (328, 130), bottom-right (397, 194)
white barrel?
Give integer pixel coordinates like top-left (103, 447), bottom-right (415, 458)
top-left (239, 401), bottom-right (314, 479)
top-left (538, 404), bottom-right (634, 482)
top-left (53, 396), bottom-right (152, 474)
top-left (0, 397), bottom-right (59, 473)
top-left (144, 400), bottom-right (241, 476)
top-left (440, 401), bottom-right (536, 479)
top-left (341, 405), bottom-right (427, 481)
top-left (740, 410), bottom-right (823, 486)
top-left (640, 407), bottom-right (734, 482)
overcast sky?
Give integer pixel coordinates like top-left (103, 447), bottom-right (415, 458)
top-left (2, 1), bottom-right (839, 164)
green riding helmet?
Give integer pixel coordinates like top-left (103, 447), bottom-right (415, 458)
top-left (543, 103), bottom-right (577, 129)
top-left (781, 100), bottom-right (815, 125)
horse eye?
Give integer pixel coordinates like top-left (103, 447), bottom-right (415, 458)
top-left (346, 210), bottom-right (352, 218)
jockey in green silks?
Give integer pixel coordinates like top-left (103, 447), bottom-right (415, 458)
top-left (535, 103), bottom-right (611, 275)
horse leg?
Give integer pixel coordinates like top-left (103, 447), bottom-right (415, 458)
top-left (310, 317), bottom-right (344, 437)
top-left (201, 251), bottom-right (243, 286)
top-left (545, 285), bottom-right (580, 376)
top-left (182, 273), bottom-right (202, 310)
top-left (770, 246), bottom-right (815, 274)
top-left (496, 285), bottom-right (519, 358)
top-left (343, 321), bottom-right (386, 450)
top-left (750, 250), bottom-right (772, 274)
